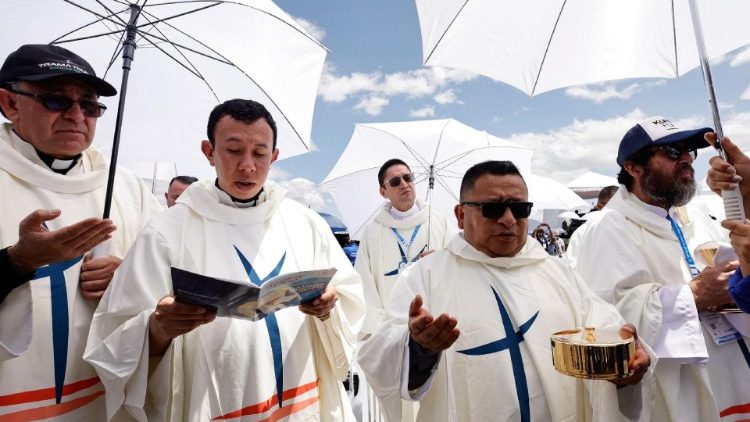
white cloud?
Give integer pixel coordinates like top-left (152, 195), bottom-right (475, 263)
top-left (317, 65), bottom-right (476, 113)
top-left (434, 89), bottom-right (459, 105)
top-left (293, 16), bottom-right (326, 41)
top-left (718, 102), bottom-right (735, 110)
top-left (742, 86), bottom-right (750, 101)
top-left (408, 106), bottom-right (435, 118)
top-left (731, 46), bottom-right (750, 67)
top-left (354, 96), bottom-right (389, 116)
top-left (268, 169), bottom-right (327, 210)
top-left (565, 83), bottom-right (641, 103)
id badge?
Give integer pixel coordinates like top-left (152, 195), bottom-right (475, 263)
top-left (700, 312), bottom-right (742, 345)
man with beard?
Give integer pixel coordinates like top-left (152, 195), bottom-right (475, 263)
top-left (570, 116), bottom-right (750, 421)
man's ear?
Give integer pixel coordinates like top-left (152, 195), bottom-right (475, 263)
top-left (379, 185), bottom-right (386, 198)
top-left (201, 140), bottom-right (215, 166)
top-left (454, 203), bottom-right (465, 230)
top-left (623, 161), bottom-right (642, 178)
top-left (271, 148), bottom-right (279, 164)
top-left (0, 89), bottom-right (19, 122)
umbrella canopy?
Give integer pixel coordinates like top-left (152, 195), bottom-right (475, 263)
top-left (416, 0), bottom-right (750, 96)
top-left (322, 118), bottom-right (534, 239)
top-left (1, 0), bottom-right (327, 212)
top-left (318, 212), bottom-right (348, 234)
top-left (566, 171), bottom-right (619, 192)
top-left (529, 174), bottom-right (589, 212)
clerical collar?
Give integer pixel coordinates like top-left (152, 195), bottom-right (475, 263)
top-left (214, 179), bottom-right (264, 208)
top-left (35, 148), bottom-right (81, 174)
top-left (631, 193), bottom-right (678, 221)
top-left (389, 202), bottom-right (419, 220)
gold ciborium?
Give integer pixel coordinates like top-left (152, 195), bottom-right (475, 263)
top-left (550, 327), bottom-right (635, 380)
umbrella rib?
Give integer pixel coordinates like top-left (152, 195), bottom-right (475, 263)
top-left (103, 33), bottom-right (127, 79)
top-left (61, 0), bottom-right (127, 29)
top-left (135, 2), bottom-right (223, 31)
top-left (423, 0), bottom-right (471, 64)
top-left (50, 5), bottom-right (128, 44)
top-left (136, 17), bottom-right (222, 101)
top-left (93, 0), bottom-right (129, 25)
top-left (360, 125), bottom-right (433, 169)
top-left (430, 119), bottom-right (451, 165)
top-left (672, 0), bottom-right (679, 76)
top-left (531, 0), bottom-right (568, 96)
top-left (135, 27), bottom-right (232, 65)
top-left (143, 0), bottom-right (327, 50)
top-left (434, 174), bottom-right (459, 202)
top-left (136, 32), bottom-right (207, 80)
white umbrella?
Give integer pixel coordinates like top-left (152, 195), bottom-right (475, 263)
top-left (416, 0), bottom-right (749, 219)
top-left (1, 0), bottom-right (327, 216)
top-left (528, 174), bottom-right (589, 211)
top-left (322, 118), bottom-right (534, 239)
top-left (558, 211), bottom-right (582, 220)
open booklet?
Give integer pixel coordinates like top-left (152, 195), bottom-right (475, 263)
top-left (171, 267), bottom-right (337, 321)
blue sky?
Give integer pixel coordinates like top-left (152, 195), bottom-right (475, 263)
top-left (265, 0), bottom-right (750, 213)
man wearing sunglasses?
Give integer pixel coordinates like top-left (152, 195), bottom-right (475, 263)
top-left (0, 44), bottom-right (161, 420)
top-left (360, 160), bottom-right (650, 422)
top-left (355, 158), bottom-right (452, 421)
top-left (571, 116), bottom-right (750, 422)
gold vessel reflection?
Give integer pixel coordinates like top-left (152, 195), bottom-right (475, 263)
top-left (550, 327), bottom-right (635, 380)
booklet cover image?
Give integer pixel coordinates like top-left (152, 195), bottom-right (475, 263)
top-left (171, 267), bottom-right (337, 321)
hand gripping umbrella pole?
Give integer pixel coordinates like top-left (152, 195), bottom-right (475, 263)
top-left (93, 5), bottom-right (140, 258)
top-left (688, 0), bottom-right (746, 220)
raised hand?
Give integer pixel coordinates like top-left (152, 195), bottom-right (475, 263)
top-left (705, 135), bottom-right (750, 209)
top-left (408, 294), bottom-right (460, 353)
top-left (690, 260), bottom-right (738, 311)
top-left (8, 209), bottom-right (115, 273)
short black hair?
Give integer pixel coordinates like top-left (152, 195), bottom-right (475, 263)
top-left (598, 185), bottom-right (619, 202)
top-left (169, 175), bottom-right (198, 187)
top-left (206, 99), bottom-right (277, 148)
top-left (460, 160), bottom-right (525, 201)
top-left (616, 147), bottom-right (652, 191)
top-left (378, 158), bottom-right (410, 186)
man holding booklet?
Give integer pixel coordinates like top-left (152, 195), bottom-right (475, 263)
top-left (84, 99), bottom-right (365, 421)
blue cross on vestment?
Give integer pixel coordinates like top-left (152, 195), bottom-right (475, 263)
top-left (457, 287), bottom-right (539, 422)
top-left (32, 255), bottom-right (84, 404)
top-left (234, 246), bottom-right (287, 407)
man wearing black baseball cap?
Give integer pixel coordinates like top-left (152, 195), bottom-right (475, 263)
top-left (0, 44), bottom-right (160, 419)
top-left (570, 116), bottom-right (750, 422)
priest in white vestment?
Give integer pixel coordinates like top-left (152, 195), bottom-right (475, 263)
top-left (359, 160), bottom-right (651, 422)
top-left (85, 99), bottom-right (365, 421)
top-left (571, 117), bottom-right (750, 421)
top-left (355, 158), bottom-right (452, 421)
top-left (0, 44), bottom-right (161, 420)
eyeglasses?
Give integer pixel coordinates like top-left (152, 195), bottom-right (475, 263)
top-left (385, 173), bottom-right (415, 188)
top-left (651, 145), bottom-right (697, 161)
top-left (7, 87), bottom-right (107, 118)
top-left (460, 201), bottom-right (534, 219)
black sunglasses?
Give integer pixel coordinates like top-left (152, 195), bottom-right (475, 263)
top-left (385, 173), bottom-right (414, 188)
top-left (651, 144), bottom-right (697, 161)
top-left (7, 87), bottom-right (107, 118)
top-left (461, 201), bottom-right (534, 219)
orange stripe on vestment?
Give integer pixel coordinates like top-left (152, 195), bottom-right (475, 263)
top-left (1, 390), bottom-right (104, 422)
top-left (212, 379), bottom-right (319, 420)
top-left (0, 376), bottom-right (101, 406)
top-left (258, 396), bottom-right (319, 422)
top-left (720, 402), bottom-right (750, 418)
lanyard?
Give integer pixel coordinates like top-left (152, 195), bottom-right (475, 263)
top-left (667, 215), bottom-right (700, 277)
top-left (391, 225), bottom-right (421, 265)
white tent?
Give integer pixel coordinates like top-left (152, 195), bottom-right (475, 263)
top-left (528, 174), bottom-right (589, 229)
top-left (566, 171), bottom-right (619, 192)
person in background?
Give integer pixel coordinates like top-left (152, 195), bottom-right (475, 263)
top-left (0, 44), bottom-right (161, 420)
top-left (165, 175), bottom-right (198, 207)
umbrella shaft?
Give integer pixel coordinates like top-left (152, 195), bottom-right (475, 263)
top-left (103, 6), bottom-right (140, 218)
top-left (687, 0), bottom-right (725, 159)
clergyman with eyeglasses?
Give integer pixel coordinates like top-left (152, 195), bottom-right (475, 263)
top-left (354, 158), bottom-right (453, 421)
top-left (570, 116), bottom-right (750, 421)
top-left (359, 160), bottom-right (650, 422)
top-left (0, 44), bottom-right (161, 419)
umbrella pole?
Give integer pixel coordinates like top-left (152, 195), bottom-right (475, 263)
top-left (687, 0), bottom-right (725, 152)
top-left (427, 165), bottom-right (434, 249)
top-left (102, 5), bottom-right (140, 218)
top-left (688, 0), bottom-right (745, 220)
